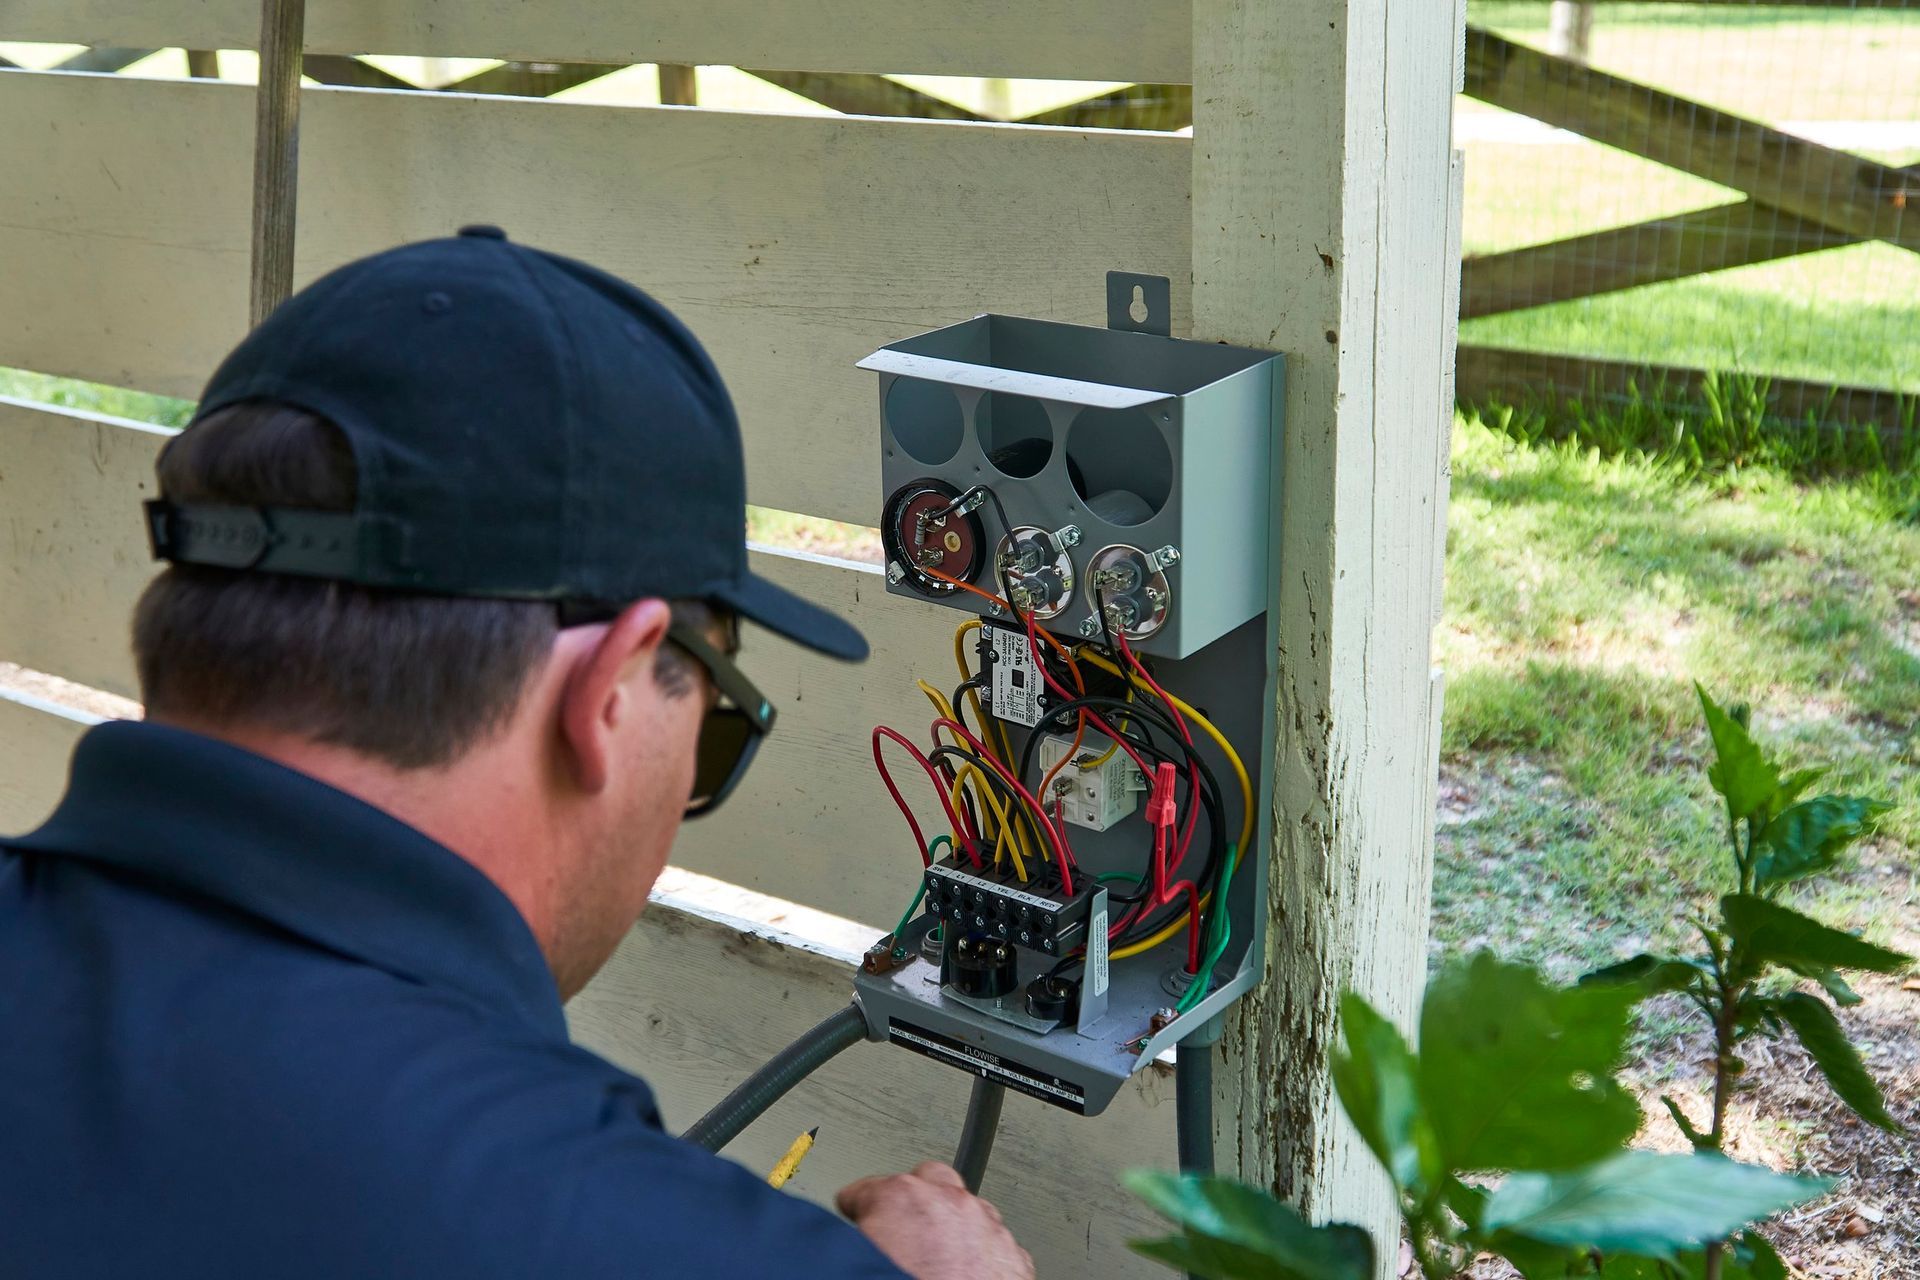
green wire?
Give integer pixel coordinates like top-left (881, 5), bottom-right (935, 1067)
top-left (1176, 843), bottom-right (1238, 1014)
top-left (889, 835), bottom-right (955, 949)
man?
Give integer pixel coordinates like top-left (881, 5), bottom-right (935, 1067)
top-left (0, 227), bottom-right (1033, 1278)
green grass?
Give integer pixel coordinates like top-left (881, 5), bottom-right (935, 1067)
top-left (0, 368), bottom-right (193, 428)
top-left (1432, 416), bottom-right (1920, 980)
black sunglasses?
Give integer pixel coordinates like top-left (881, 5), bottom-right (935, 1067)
top-left (556, 602), bottom-right (776, 818)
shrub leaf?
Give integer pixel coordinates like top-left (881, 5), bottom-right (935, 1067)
top-left (1721, 895), bottom-right (1911, 974)
top-left (1772, 992), bottom-right (1904, 1132)
top-left (1754, 796), bottom-right (1888, 886)
top-left (1697, 685), bottom-right (1780, 821)
top-left (1483, 1152), bottom-right (1826, 1258)
top-left (1420, 953), bottom-right (1642, 1171)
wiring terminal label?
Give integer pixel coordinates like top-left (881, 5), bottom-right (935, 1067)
top-left (888, 1019), bottom-right (1088, 1114)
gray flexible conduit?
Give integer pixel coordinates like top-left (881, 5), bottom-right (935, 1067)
top-left (684, 1002), bottom-right (871, 1152)
top-left (953, 1077), bottom-right (1007, 1193)
top-left (1175, 1042), bottom-right (1215, 1177)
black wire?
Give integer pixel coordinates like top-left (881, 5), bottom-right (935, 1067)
top-left (1017, 694), bottom-right (1229, 947)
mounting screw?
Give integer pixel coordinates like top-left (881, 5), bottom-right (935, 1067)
top-left (1146, 544), bottom-right (1181, 573)
top-left (987, 601), bottom-right (1004, 617)
top-left (1078, 617), bottom-right (1100, 638)
top-left (885, 560), bottom-right (906, 585)
top-left (1052, 523), bottom-right (1082, 550)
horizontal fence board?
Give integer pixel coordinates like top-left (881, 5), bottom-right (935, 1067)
top-left (0, 1), bottom-right (1192, 82)
top-left (0, 689), bottom-right (97, 835)
top-left (0, 398), bottom-right (168, 700)
top-left (0, 401), bottom-right (999, 926)
top-left (572, 869), bottom-right (1175, 1278)
top-left (1457, 344), bottom-right (1919, 441)
top-left (0, 70), bottom-right (1192, 527)
top-left (0, 687), bottom-right (1174, 1274)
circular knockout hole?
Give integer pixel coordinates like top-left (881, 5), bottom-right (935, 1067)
top-left (978, 392), bottom-right (1054, 479)
top-left (886, 378), bottom-right (964, 466)
top-left (1065, 407), bottom-right (1173, 527)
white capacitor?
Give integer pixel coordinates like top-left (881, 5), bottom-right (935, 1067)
top-left (1035, 733), bottom-right (1144, 832)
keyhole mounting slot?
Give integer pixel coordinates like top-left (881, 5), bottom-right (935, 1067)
top-left (1106, 271), bottom-right (1171, 338)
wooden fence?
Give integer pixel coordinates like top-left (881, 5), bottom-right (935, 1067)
top-left (39, 2), bottom-right (1887, 434)
top-left (0, 3), bottom-right (1461, 1273)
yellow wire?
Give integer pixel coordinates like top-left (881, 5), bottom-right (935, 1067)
top-left (947, 767), bottom-right (1029, 882)
top-left (950, 620), bottom-right (1043, 854)
top-left (1071, 647), bottom-right (1256, 961)
top-left (917, 678), bottom-right (1037, 878)
top-left (952, 619), bottom-right (1021, 766)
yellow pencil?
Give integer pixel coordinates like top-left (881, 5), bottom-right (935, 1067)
top-left (767, 1126), bottom-right (818, 1188)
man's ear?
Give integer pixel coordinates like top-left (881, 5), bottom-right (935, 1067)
top-left (558, 598), bottom-right (674, 793)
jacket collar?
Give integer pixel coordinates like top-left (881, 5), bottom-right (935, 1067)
top-left (7, 720), bottom-right (566, 1040)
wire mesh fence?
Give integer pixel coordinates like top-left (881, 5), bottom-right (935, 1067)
top-left (1456, 1), bottom-right (1920, 448)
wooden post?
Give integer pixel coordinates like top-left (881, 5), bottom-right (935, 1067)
top-left (250, 0), bottom-right (305, 326)
top-left (1547, 2), bottom-right (1595, 64)
top-left (1191, 0), bottom-right (1462, 1261)
top-left (658, 64), bottom-right (698, 106)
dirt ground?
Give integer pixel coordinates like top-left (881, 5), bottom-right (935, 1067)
top-left (1451, 834), bottom-right (1920, 1280)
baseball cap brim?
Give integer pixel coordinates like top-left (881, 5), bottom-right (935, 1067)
top-left (715, 570), bottom-right (869, 662)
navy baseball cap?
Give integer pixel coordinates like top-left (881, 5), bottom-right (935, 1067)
top-left (145, 226), bottom-right (866, 661)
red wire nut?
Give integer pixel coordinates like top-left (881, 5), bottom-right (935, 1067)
top-left (1145, 761), bottom-right (1179, 830)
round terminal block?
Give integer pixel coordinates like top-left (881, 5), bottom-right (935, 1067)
top-left (948, 934), bottom-right (1020, 1000)
top-left (882, 479), bottom-right (983, 598)
top-left (997, 525), bottom-right (1075, 620)
top-left (1083, 544), bottom-right (1171, 641)
top-left (1024, 973), bottom-right (1081, 1023)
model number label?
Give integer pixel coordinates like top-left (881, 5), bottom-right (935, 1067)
top-left (887, 1019), bottom-right (1088, 1114)
top-left (987, 625), bottom-right (1044, 727)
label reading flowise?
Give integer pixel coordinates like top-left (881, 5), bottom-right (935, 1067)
top-left (888, 1019), bottom-right (1088, 1114)
top-left (986, 624), bottom-right (1044, 728)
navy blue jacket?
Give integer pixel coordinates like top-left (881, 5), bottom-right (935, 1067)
top-left (0, 721), bottom-right (906, 1278)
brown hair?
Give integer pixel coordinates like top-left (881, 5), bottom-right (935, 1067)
top-left (133, 401), bottom-right (704, 768)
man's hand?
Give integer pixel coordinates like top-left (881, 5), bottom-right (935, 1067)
top-left (836, 1161), bottom-right (1034, 1279)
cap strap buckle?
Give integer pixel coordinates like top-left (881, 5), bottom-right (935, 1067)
top-left (145, 500), bottom-right (368, 579)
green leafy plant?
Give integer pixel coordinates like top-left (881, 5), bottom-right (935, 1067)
top-left (1128, 686), bottom-right (1910, 1279)
top-left (1128, 956), bottom-right (1824, 1279)
top-left (1580, 685), bottom-right (1909, 1278)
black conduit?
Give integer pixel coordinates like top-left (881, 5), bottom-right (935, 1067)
top-left (1175, 1042), bottom-right (1215, 1177)
top-left (684, 1002), bottom-right (871, 1152)
top-left (952, 1077), bottom-right (1006, 1193)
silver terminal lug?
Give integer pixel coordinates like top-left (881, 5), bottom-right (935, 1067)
top-left (885, 560), bottom-right (906, 585)
top-left (1143, 585), bottom-right (1167, 607)
top-left (915, 547), bottom-right (944, 567)
top-left (1145, 544), bottom-right (1181, 573)
top-left (942, 488), bottom-right (990, 520)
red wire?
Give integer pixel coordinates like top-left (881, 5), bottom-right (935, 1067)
top-left (1051, 799), bottom-right (1081, 898)
top-left (1117, 633), bottom-right (1203, 873)
top-left (1026, 614), bottom-right (1155, 778)
top-left (930, 717), bottom-right (1074, 896)
top-left (871, 726), bottom-right (982, 868)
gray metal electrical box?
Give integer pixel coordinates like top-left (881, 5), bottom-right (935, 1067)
top-left (860, 276), bottom-right (1284, 660)
top-left (851, 278), bottom-right (1286, 1116)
